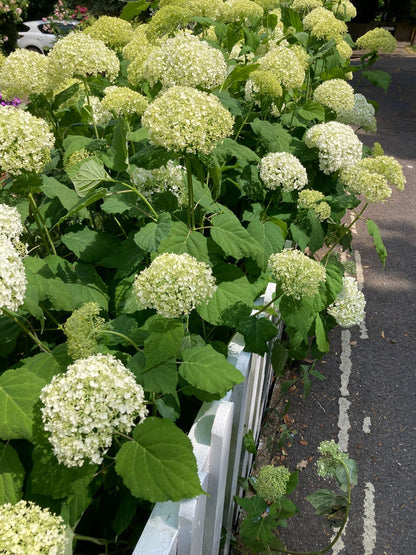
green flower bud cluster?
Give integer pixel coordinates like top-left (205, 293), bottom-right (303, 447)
top-left (64, 302), bottom-right (105, 360)
top-left (256, 465), bottom-right (291, 502)
top-left (317, 440), bottom-right (349, 479)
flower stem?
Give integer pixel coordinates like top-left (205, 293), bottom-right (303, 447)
top-left (2, 309), bottom-right (51, 353)
top-left (83, 78), bottom-right (100, 140)
top-left (185, 157), bottom-right (195, 230)
top-left (98, 329), bottom-right (142, 352)
top-left (28, 193), bottom-right (56, 255)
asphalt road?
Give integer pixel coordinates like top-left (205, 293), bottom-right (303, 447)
top-left (273, 49), bottom-right (416, 554)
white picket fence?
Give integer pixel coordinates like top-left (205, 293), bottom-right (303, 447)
top-left (134, 283), bottom-right (280, 555)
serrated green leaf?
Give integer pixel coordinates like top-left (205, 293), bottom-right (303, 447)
top-left (41, 176), bottom-right (85, 214)
top-left (211, 212), bottom-right (262, 262)
top-left (250, 119), bottom-right (291, 152)
top-left (271, 340), bottom-right (289, 377)
top-left (0, 443), bottom-right (24, 504)
top-left (120, 0), bottom-right (150, 20)
top-left (62, 227), bottom-right (120, 262)
top-left (235, 495), bottom-right (267, 516)
top-left (180, 345), bottom-right (244, 395)
top-left (223, 63), bottom-right (259, 87)
top-left (134, 213), bottom-right (171, 252)
top-left (247, 220), bottom-right (285, 269)
top-left (143, 316), bottom-right (184, 369)
top-left (314, 314), bottom-right (329, 353)
top-left (237, 316), bottom-right (277, 355)
top-left (18, 352), bottom-right (62, 383)
top-left (243, 430), bottom-right (257, 456)
top-left (362, 70), bottom-right (391, 92)
top-left (367, 219), bottom-right (387, 267)
top-left (213, 138), bottom-right (260, 166)
top-left (0, 369), bottom-right (46, 441)
top-left (134, 358), bottom-right (178, 394)
top-left (115, 417), bottom-right (204, 502)
top-left (53, 188), bottom-right (107, 228)
top-left (298, 101), bottom-right (326, 121)
top-left (68, 159), bottom-right (110, 197)
top-left (157, 221), bottom-right (210, 263)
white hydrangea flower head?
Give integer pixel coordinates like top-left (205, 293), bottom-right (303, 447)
top-left (122, 24), bottom-right (152, 61)
top-left (302, 7), bottom-right (348, 41)
top-left (304, 121), bottom-right (363, 174)
top-left (142, 86), bottom-right (234, 155)
top-left (336, 93), bottom-right (377, 133)
top-left (136, 161), bottom-right (187, 206)
top-left (84, 96), bottom-right (112, 126)
top-left (40, 353), bottom-right (148, 467)
top-left (291, 0), bottom-right (323, 15)
top-left (332, 0), bottom-right (357, 21)
top-left (230, 40), bottom-right (256, 62)
top-left (159, 0), bottom-right (225, 19)
top-left (313, 78), bottom-right (355, 112)
top-left (245, 70), bottom-right (283, 103)
top-left (340, 165), bottom-right (391, 203)
top-left (133, 252), bottom-right (217, 318)
top-left (335, 36), bottom-right (353, 60)
top-left (83, 15), bottom-right (133, 50)
top-left (222, 0), bottom-right (264, 23)
top-left (0, 500), bottom-right (68, 554)
top-left (0, 238), bottom-right (27, 315)
top-left (356, 27), bottom-right (397, 53)
top-left (260, 151), bottom-right (308, 192)
top-left (317, 440), bottom-right (349, 479)
top-left (0, 105), bottom-right (55, 175)
top-left (48, 32), bottom-right (120, 86)
top-left (254, 0), bottom-right (281, 10)
top-left (0, 48), bottom-right (51, 101)
top-left (258, 44), bottom-right (306, 89)
top-left (101, 86), bottom-right (148, 117)
top-left (360, 155), bottom-right (406, 191)
top-left (0, 203), bottom-right (24, 240)
top-left (126, 44), bottom-right (160, 87)
top-left (256, 465), bottom-right (291, 502)
top-left (268, 249), bottom-right (326, 300)
top-left (327, 276), bottom-right (365, 328)
top-left (141, 32), bottom-right (227, 89)
top-left (297, 189), bottom-right (331, 221)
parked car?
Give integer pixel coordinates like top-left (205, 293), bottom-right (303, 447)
top-left (17, 20), bottom-right (78, 54)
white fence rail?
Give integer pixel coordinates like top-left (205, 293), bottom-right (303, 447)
top-left (135, 283), bottom-right (279, 555)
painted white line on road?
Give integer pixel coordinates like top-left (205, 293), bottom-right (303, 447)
top-left (338, 397), bottom-right (351, 452)
top-left (340, 330), bottom-right (352, 397)
top-left (354, 250), bottom-right (369, 340)
top-left (363, 482), bottom-right (377, 554)
top-left (331, 522), bottom-right (347, 554)
top-left (363, 417), bottom-right (371, 434)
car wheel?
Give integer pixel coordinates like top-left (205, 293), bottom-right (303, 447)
top-left (26, 45), bottom-right (43, 54)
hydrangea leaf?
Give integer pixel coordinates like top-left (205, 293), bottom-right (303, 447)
top-left (180, 345), bottom-right (244, 395)
top-left (67, 158), bottom-right (111, 197)
top-left (314, 314), bottom-right (329, 354)
top-left (143, 316), bottom-right (184, 369)
top-left (362, 70), bottom-right (391, 92)
top-left (367, 219), bottom-right (387, 267)
top-left (18, 352), bottom-right (62, 383)
top-left (115, 417), bottom-right (204, 502)
top-left (0, 369), bottom-right (46, 441)
top-left (157, 221), bottom-right (210, 263)
top-left (213, 138), bottom-right (260, 166)
top-left (61, 227), bottom-right (121, 263)
top-left (134, 213), bottom-right (172, 252)
top-left (0, 443), bottom-right (24, 504)
top-left (211, 212), bottom-right (263, 262)
top-left (237, 316), bottom-right (277, 356)
top-left (250, 118), bottom-right (291, 152)
top-left (247, 220), bottom-right (285, 269)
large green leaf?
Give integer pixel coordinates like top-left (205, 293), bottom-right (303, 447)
top-left (180, 345), bottom-right (244, 395)
top-left (0, 443), bottom-right (24, 504)
top-left (362, 70), bottom-right (391, 92)
top-left (237, 315), bottom-right (277, 355)
top-left (158, 221), bottom-right (210, 262)
top-left (18, 352), bottom-right (62, 383)
top-left (134, 213), bottom-right (172, 252)
top-left (143, 316), bottom-right (184, 369)
top-left (115, 417), bottom-right (204, 502)
top-left (62, 227), bottom-right (120, 262)
top-left (41, 176), bottom-right (86, 214)
top-left (0, 369), bottom-right (46, 441)
top-left (130, 356), bottom-right (178, 394)
top-left (120, 0), bottom-right (151, 20)
top-left (213, 138), bottom-right (260, 166)
top-left (211, 212), bottom-right (262, 262)
top-left (68, 159), bottom-right (111, 197)
top-left (250, 119), bottom-right (291, 152)
top-left (196, 264), bottom-right (254, 326)
top-left (247, 220), bottom-right (285, 269)
top-left (367, 219), bottom-right (387, 267)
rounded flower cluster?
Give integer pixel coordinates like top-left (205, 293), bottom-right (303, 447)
top-left (64, 148), bottom-right (93, 169)
top-left (317, 440), bottom-right (349, 479)
top-left (136, 161), bottom-right (187, 206)
top-left (0, 500), bottom-right (68, 555)
top-left (48, 32), bottom-right (120, 86)
top-left (256, 465), bottom-right (291, 503)
top-left (64, 302), bottom-right (105, 360)
top-left (133, 252), bottom-right (217, 318)
top-left (40, 353), bottom-right (148, 467)
top-left (291, 0), bottom-right (323, 14)
top-left (141, 32), bottom-right (227, 89)
top-left (260, 151), bottom-right (308, 192)
top-left (245, 70), bottom-right (283, 102)
top-left (122, 24), bottom-right (151, 61)
top-left (340, 155), bottom-right (406, 202)
top-left (336, 93), bottom-right (377, 132)
top-left (297, 189), bottom-right (331, 221)
top-left (83, 15), bottom-right (133, 50)
top-left (142, 86), bottom-right (234, 155)
top-left (101, 86), bottom-right (148, 118)
top-left (332, 0), bottom-right (356, 20)
top-left (160, 0), bottom-right (225, 20)
top-left (313, 78), bottom-right (355, 113)
top-left (335, 37), bottom-right (353, 60)
top-left (327, 276), bottom-right (365, 328)
top-left (145, 4), bottom-right (193, 40)
top-left (222, 0), bottom-right (263, 22)
top-left (84, 96), bottom-right (112, 126)
top-left (305, 121), bottom-right (363, 174)
top-left (302, 7), bottom-right (348, 41)
top-left (254, 0), bottom-right (281, 10)
top-left (0, 203), bottom-right (24, 240)
top-left (258, 45), bottom-right (306, 89)
top-left (126, 44), bottom-right (159, 87)
top-left (268, 249), bottom-right (326, 300)
top-left (356, 28), bottom-right (397, 53)
top-left (0, 237), bottom-right (27, 315)
top-left (0, 48), bottom-right (50, 101)
top-left (0, 105), bottom-right (55, 175)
